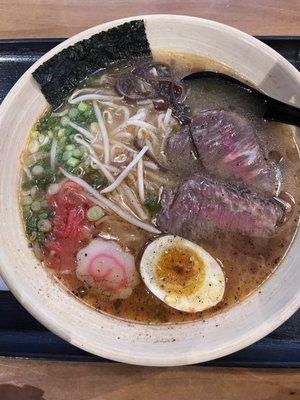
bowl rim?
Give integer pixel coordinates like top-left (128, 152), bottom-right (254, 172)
top-left (0, 14), bottom-right (299, 366)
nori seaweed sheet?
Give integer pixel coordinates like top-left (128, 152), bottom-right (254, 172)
top-left (32, 20), bottom-right (151, 109)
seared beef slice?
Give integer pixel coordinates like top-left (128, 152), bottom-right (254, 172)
top-left (156, 174), bottom-right (283, 239)
top-left (191, 110), bottom-right (280, 196)
top-left (164, 126), bottom-right (199, 175)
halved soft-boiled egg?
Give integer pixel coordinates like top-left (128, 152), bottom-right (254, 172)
top-left (140, 235), bottom-right (225, 313)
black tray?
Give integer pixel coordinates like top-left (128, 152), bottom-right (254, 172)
top-left (0, 37), bottom-right (299, 367)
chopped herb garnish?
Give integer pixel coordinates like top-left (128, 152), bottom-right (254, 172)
top-left (22, 179), bottom-right (36, 190)
top-left (144, 192), bottom-right (160, 213)
top-left (36, 231), bottom-right (45, 245)
top-left (40, 142), bottom-right (52, 152)
top-left (37, 211), bottom-right (49, 220)
top-left (154, 307), bottom-right (167, 322)
top-left (38, 114), bottom-right (60, 133)
top-left (23, 208), bottom-right (37, 236)
top-left (71, 105), bottom-right (96, 126)
top-left (85, 171), bottom-right (108, 190)
top-left (64, 125), bottom-right (76, 136)
top-left (22, 167), bottom-right (58, 192)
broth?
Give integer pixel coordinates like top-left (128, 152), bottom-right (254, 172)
top-left (20, 51), bottom-right (300, 323)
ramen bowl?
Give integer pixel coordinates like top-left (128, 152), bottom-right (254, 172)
top-left (0, 15), bottom-right (299, 366)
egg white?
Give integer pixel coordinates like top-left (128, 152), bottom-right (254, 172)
top-left (140, 235), bottom-right (225, 313)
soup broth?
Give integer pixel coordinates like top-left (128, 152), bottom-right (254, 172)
top-left (20, 52), bottom-right (300, 323)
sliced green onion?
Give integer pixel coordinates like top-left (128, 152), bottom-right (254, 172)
top-left (38, 133), bottom-right (46, 144)
top-left (59, 136), bottom-right (66, 143)
top-left (69, 107), bottom-right (79, 118)
top-left (72, 148), bottom-right (82, 158)
top-left (36, 231), bottom-right (45, 244)
top-left (65, 144), bottom-right (75, 151)
top-left (22, 195), bottom-right (33, 206)
top-left (28, 140), bottom-right (39, 154)
top-left (31, 200), bottom-right (41, 212)
top-left (30, 130), bottom-right (39, 139)
top-left (38, 211), bottom-right (48, 220)
top-left (67, 157), bottom-right (80, 167)
top-left (32, 165), bottom-right (44, 176)
top-left (87, 205), bottom-right (104, 221)
top-left (57, 128), bottom-right (65, 138)
top-left (37, 219), bottom-right (52, 232)
top-left (28, 231), bottom-right (37, 242)
top-left (30, 186), bottom-right (38, 198)
top-left (78, 102), bottom-right (88, 112)
top-left (60, 116), bottom-right (70, 127)
top-left (62, 150), bottom-right (72, 161)
top-left (47, 183), bottom-right (60, 196)
top-left (89, 122), bottom-right (99, 135)
top-left (40, 199), bottom-right (49, 208)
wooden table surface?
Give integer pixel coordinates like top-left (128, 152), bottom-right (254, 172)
top-left (0, 359), bottom-right (299, 400)
top-left (0, 0), bottom-right (299, 39)
top-left (0, 1), bottom-right (299, 398)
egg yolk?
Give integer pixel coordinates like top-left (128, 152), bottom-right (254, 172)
top-left (155, 246), bottom-right (205, 297)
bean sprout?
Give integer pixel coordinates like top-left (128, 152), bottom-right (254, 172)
top-left (101, 146), bottom-right (148, 194)
top-left (103, 110), bottom-right (113, 124)
top-left (157, 113), bottom-right (165, 130)
top-left (93, 101), bottom-right (110, 164)
top-left (113, 153), bottom-right (127, 164)
top-left (90, 154), bottom-right (120, 173)
top-left (164, 108), bottom-right (172, 127)
top-left (69, 93), bottom-right (120, 104)
top-left (114, 108), bottom-right (156, 133)
top-left (115, 106), bottom-right (130, 121)
top-left (111, 141), bottom-right (137, 154)
top-left (145, 138), bottom-right (155, 155)
top-left (59, 168), bottom-right (160, 234)
top-left (133, 108), bottom-right (148, 120)
top-left (39, 135), bottom-right (50, 146)
top-left (68, 120), bottom-right (94, 141)
top-left (92, 143), bottom-right (104, 151)
top-left (117, 119), bottom-right (156, 132)
top-left (145, 180), bottom-right (159, 192)
top-left (50, 138), bottom-right (57, 171)
top-left (137, 127), bottom-right (159, 145)
top-left (98, 101), bottom-right (121, 109)
top-left (74, 134), bottom-right (97, 156)
top-left (113, 131), bottom-right (132, 140)
top-left (137, 99), bottom-right (154, 105)
top-left (52, 108), bottom-right (69, 117)
top-left (90, 156), bottom-right (115, 183)
top-left (103, 110), bottom-right (113, 123)
top-left (137, 158), bottom-right (145, 203)
top-left (104, 164), bottom-right (120, 173)
top-left (69, 88), bottom-right (97, 100)
top-left (122, 184), bottom-right (148, 220)
top-left (144, 160), bottom-right (159, 170)
top-left (23, 166), bottom-right (32, 179)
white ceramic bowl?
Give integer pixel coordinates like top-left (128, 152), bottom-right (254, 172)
top-left (0, 15), bottom-right (299, 366)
